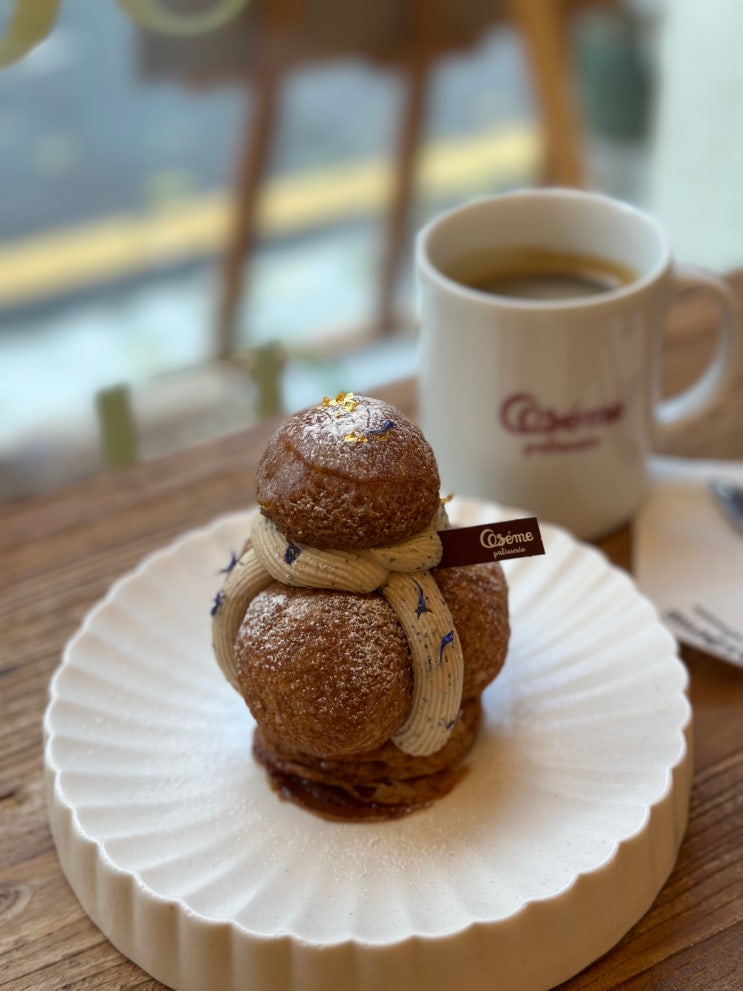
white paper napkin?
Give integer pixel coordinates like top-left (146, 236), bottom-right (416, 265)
top-left (635, 456), bottom-right (743, 668)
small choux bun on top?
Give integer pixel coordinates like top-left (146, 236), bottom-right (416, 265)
top-left (212, 394), bottom-right (509, 821)
top-left (255, 392), bottom-right (442, 550)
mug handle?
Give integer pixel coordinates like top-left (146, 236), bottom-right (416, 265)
top-left (0, 0), bottom-right (60, 67)
top-left (118, 0), bottom-right (249, 35)
top-left (656, 264), bottom-right (741, 430)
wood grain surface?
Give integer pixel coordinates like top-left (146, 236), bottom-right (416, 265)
top-left (2, 277), bottom-right (742, 991)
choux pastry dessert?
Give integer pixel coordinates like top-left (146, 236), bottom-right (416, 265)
top-left (211, 394), bottom-right (509, 820)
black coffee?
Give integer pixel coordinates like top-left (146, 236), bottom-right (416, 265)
top-left (447, 248), bottom-right (636, 300)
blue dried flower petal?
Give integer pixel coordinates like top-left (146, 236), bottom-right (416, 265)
top-left (211, 590), bottom-right (226, 617)
top-left (368, 419), bottom-right (397, 437)
top-left (220, 551), bottom-right (239, 575)
top-left (285, 542), bottom-right (302, 565)
top-left (413, 580), bottom-right (427, 617)
top-left (439, 629), bottom-right (455, 664)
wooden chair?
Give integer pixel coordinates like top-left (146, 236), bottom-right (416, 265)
top-left (140, 0), bottom-right (611, 358)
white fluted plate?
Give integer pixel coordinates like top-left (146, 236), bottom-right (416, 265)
top-left (44, 498), bottom-right (691, 991)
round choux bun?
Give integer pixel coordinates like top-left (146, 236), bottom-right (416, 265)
top-left (255, 393), bottom-right (440, 550)
top-left (432, 562), bottom-right (510, 699)
top-left (233, 563), bottom-right (509, 761)
top-left (235, 583), bottom-right (413, 758)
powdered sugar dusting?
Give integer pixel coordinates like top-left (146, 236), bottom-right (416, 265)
top-left (255, 395), bottom-right (441, 550)
top-left (264, 396), bottom-right (435, 483)
top-left (235, 584), bottom-right (413, 757)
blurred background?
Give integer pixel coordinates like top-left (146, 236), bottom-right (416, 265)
top-left (1, 0), bottom-right (742, 501)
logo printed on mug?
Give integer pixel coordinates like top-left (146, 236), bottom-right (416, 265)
top-left (499, 392), bottom-right (626, 458)
top-left (499, 392), bottom-right (625, 435)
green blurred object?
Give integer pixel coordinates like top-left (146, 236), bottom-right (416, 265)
top-left (574, 9), bottom-right (652, 142)
top-left (234, 343), bottom-right (285, 421)
top-left (96, 384), bottom-right (139, 468)
top-left (0, 0), bottom-right (60, 67)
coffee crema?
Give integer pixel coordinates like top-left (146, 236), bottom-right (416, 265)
top-left (447, 247), bottom-right (637, 300)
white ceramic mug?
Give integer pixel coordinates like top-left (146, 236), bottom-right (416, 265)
top-left (417, 188), bottom-right (742, 540)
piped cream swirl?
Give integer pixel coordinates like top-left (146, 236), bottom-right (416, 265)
top-left (211, 506), bottom-right (464, 757)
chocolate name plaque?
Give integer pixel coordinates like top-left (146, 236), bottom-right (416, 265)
top-left (437, 517), bottom-right (545, 568)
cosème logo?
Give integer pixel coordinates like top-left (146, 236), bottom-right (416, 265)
top-left (500, 392), bottom-right (624, 434)
top-left (479, 527), bottom-right (535, 550)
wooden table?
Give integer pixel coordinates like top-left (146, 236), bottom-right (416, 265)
top-left (2, 276), bottom-right (742, 990)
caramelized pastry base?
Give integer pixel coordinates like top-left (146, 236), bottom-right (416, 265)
top-left (253, 695), bottom-right (482, 822)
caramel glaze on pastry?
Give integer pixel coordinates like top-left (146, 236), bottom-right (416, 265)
top-left (252, 696), bottom-right (483, 821)
top-left (218, 393), bottom-right (511, 821)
